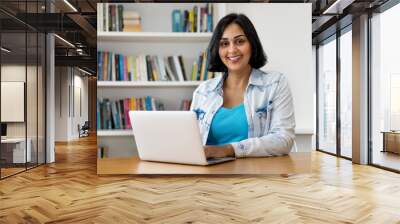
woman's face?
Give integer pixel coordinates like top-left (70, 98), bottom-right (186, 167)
top-left (218, 23), bottom-right (252, 73)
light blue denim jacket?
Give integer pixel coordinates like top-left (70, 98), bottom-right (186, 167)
top-left (190, 68), bottom-right (296, 158)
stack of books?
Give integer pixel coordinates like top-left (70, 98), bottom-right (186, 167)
top-left (97, 97), bottom-right (193, 130)
top-left (123, 11), bottom-right (141, 32)
top-left (172, 4), bottom-right (213, 32)
top-left (98, 3), bottom-right (141, 32)
top-left (97, 51), bottom-right (219, 81)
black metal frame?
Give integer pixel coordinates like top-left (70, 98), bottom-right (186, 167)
top-left (0, 0), bottom-right (47, 180)
top-left (315, 23), bottom-right (353, 162)
top-left (336, 27), bottom-right (341, 157)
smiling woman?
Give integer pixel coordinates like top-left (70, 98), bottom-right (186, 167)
top-left (190, 13), bottom-right (296, 159)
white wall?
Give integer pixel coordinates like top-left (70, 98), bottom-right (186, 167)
top-left (55, 67), bottom-right (89, 141)
top-left (72, 72), bottom-right (89, 138)
top-left (55, 67), bottom-right (69, 141)
top-left (226, 3), bottom-right (313, 134)
top-left (226, 3), bottom-right (314, 152)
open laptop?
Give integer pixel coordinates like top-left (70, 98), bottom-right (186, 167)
top-left (129, 111), bottom-right (235, 166)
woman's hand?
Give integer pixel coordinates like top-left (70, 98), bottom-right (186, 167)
top-left (204, 144), bottom-right (235, 159)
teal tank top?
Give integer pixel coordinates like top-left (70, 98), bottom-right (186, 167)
top-left (206, 103), bottom-right (248, 146)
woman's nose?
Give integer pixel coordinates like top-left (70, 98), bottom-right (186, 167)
top-left (227, 43), bottom-right (238, 53)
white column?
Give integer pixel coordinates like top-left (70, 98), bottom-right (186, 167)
top-left (352, 14), bottom-right (369, 164)
top-left (46, 33), bottom-right (55, 163)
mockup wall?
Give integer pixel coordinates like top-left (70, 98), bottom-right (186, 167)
top-left (225, 3), bottom-right (314, 135)
top-left (225, 3), bottom-right (314, 151)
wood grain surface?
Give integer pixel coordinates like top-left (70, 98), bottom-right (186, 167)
top-left (0, 135), bottom-right (399, 223)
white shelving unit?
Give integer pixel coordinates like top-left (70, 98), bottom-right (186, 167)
top-left (97, 32), bottom-right (213, 42)
top-left (98, 81), bottom-right (202, 87)
top-left (97, 3), bottom-right (225, 158)
top-left (97, 130), bottom-right (133, 136)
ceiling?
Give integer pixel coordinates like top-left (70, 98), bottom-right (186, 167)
top-left (0, 0), bottom-right (392, 75)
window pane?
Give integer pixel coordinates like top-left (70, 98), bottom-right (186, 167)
top-left (318, 37), bottom-right (337, 154)
top-left (371, 3), bottom-right (400, 171)
top-left (1, 31), bottom-right (28, 178)
top-left (340, 29), bottom-right (352, 158)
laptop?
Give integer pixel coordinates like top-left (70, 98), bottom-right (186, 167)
top-left (129, 111), bottom-right (236, 166)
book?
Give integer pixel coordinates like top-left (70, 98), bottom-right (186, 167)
top-left (172, 9), bottom-right (182, 32)
top-left (118, 5), bottom-right (124, 31)
top-left (178, 55), bottom-right (187, 81)
top-left (164, 57), bottom-right (176, 81)
top-left (157, 56), bottom-right (168, 81)
top-left (173, 56), bottom-right (185, 81)
top-left (167, 56), bottom-right (179, 81)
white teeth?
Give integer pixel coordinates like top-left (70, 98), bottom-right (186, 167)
top-left (228, 56), bottom-right (241, 61)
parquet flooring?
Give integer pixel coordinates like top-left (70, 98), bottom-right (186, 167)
top-left (1, 135), bottom-right (400, 223)
top-left (372, 151), bottom-right (400, 171)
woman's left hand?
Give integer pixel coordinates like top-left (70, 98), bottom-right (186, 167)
top-left (204, 144), bottom-right (235, 159)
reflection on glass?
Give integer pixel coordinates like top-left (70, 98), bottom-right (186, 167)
top-left (1, 31), bottom-right (27, 177)
top-left (371, 3), bottom-right (400, 171)
top-left (340, 30), bottom-right (352, 158)
top-left (0, 0), bottom-right (46, 179)
top-left (318, 37), bottom-right (337, 154)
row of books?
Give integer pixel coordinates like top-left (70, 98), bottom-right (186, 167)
top-left (97, 97), bottom-right (164, 130)
top-left (97, 51), bottom-right (219, 82)
top-left (97, 97), bottom-right (193, 130)
top-left (98, 4), bottom-right (141, 32)
top-left (172, 4), bottom-right (213, 32)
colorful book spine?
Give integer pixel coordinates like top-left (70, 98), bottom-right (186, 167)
top-left (171, 4), bottom-right (213, 33)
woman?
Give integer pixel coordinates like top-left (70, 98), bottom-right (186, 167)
top-left (190, 13), bottom-right (296, 159)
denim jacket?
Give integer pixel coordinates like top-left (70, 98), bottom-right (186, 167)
top-left (190, 68), bottom-right (296, 158)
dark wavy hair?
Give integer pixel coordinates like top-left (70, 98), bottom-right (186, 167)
top-left (207, 13), bottom-right (267, 72)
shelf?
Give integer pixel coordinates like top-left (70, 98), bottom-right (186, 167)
top-left (98, 129), bottom-right (312, 136)
top-left (97, 130), bottom-right (133, 136)
top-left (295, 129), bottom-right (314, 135)
top-left (97, 81), bottom-right (203, 87)
top-left (97, 32), bottom-right (213, 42)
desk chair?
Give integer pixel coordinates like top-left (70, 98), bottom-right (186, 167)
top-left (78, 121), bottom-right (90, 138)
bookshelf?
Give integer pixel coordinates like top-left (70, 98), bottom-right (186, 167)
top-left (97, 32), bottom-right (213, 42)
top-left (97, 3), bottom-right (226, 158)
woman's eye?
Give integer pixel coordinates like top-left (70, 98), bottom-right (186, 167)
top-left (235, 39), bottom-right (245, 45)
top-left (220, 41), bottom-right (229, 47)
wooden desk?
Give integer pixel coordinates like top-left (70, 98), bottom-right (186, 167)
top-left (97, 152), bottom-right (311, 175)
top-left (382, 131), bottom-right (400, 154)
top-left (1, 138), bottom-right (31, 164)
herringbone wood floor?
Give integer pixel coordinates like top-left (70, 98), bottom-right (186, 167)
top-left (1, 135), bottom-right (400, 223)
